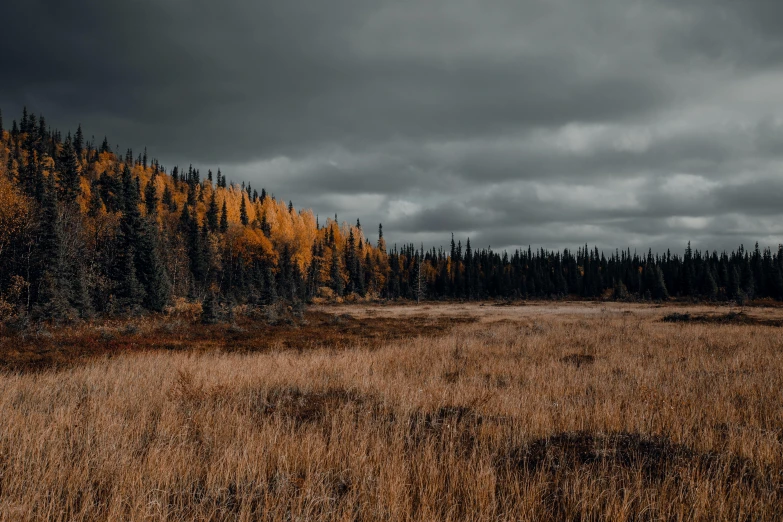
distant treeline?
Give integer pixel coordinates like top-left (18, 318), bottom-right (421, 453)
top-left (0, 108), bottom-right (781, 321)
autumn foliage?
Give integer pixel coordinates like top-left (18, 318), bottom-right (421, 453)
top-left (2, 108), bottom-right (783, 323)
top-left (0, 109), bottom-right (391, 320)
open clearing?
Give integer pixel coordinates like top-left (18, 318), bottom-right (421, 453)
top-left (1, 302), bottom-right (782, 520)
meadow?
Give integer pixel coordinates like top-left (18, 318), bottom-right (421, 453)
top-left (1, 302), bottom-right (782, 521)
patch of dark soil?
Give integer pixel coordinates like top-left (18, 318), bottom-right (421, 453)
top-left (662, 312), bottom-right (693, 323)
top-left (493, 431), bottom-right (782, 520)
top-left (560, 353), bottom-right (595, 367)
top-left (662, 311), bottom-right (783, 327)
top-left (406, 406), bottom-right (484, 455)
top-left (497, 431), bottom-right (772, 490)
top-left (405, 404), bottom-right (511, 457)
top-left (255, 386), bottom-right (369, 425)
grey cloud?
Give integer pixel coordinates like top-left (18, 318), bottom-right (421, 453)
top-left (1, 0), bottom-right (782, 253)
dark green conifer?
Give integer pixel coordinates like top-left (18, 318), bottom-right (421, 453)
top-left (57, 136), bottom-right (81, 205)
top-left (264, 267), bottom-right (278, 304)
top-left (220, 200), bottom-right (229, 232)
top-left (74, 124), bottom-right (84, 159)
top-left (162, 184), bottom-right (176, 212)
top-left (201, 290), bottom-right (219, 324)
top-left (206, 192), bottom-right (219, 232)
top-left (330, 247), bottom-right (344, 296)
top-left (240, 194), bottom-right (249, 226)
top-left (33, 176), bottom-right (76, 321)
top-left (144, 176), bottom-right (159, 216)
top-left (87, 181), bottom-right (104, 218)
top-left (180, 204), bottom-right (208, 287)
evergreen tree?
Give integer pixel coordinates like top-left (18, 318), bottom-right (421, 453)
top-left (703, 267), bottom-right (718, 300)
top-left (201, 289), bottom-right (219, 324)
top-left (144, 176), bottom-right (159, 216)
top-left (136, 219), bottom-right (171, 311)
top-left (33, 177), bottom-right (76, 320)
top-left (180, 203), bottom-right (208, 288)
top-left (260, 212), bottom-right (271, 237)
top-left (112, 166), bottom-right (145, 311)
top-left (220, 200), bottom-right (229, 232)
top-left (206, 192), bottom-right (219, 232)
top-left (162, 184), bottom-right (176, 212)
top-left (330, 247), bottom-right (344, 296)
top-left (239, 194), bottom-right (249, 226)
top-left (74, 124), bottom-right (84, 159)
top-left (264, 267), bottom-right (278, 304)
top-left (20, 107), bottom-right (29, 134)
top-left (57, 136), bottom-right (81, 205)
top-left (647, 264), bottom-right (669, 300)
top-left (87, 181), bottom-right (104, 218)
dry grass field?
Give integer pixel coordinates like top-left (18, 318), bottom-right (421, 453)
top-left (1, 302), bottom-right (782, 521)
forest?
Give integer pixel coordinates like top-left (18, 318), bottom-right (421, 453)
top-left (1, 107), bottom-right (783, 322)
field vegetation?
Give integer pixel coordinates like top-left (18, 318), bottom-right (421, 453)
top-left (1, 302), bottom-right (782, 521)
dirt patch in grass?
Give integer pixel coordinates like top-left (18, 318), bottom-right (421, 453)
top-left (497, 431), bottom-right (771, 489)
top-left (662, 311), bottom-right (783, 327)
top-left (255, 386), bottom-right (370, 425)
top-left (560, 353), bottom-right (595, 367)
top-left (0, 311), bottom-right (476, 373)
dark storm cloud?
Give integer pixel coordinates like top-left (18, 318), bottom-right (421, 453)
top-left (657, 0), bottom-right (783, 67)
top-left (2, 0), bottom-right (782, 253)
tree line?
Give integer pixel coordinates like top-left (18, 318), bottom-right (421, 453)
top-left (1, 108), bottom-right (782, 322)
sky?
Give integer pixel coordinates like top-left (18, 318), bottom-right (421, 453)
top-left (2, 0), bottom-right (783, 254)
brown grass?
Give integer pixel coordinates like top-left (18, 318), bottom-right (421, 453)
top-left (1, 302), bottom-right (782, 520)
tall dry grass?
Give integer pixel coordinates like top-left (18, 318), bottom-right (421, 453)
top-left (1, 303), bottom-right (782, 521)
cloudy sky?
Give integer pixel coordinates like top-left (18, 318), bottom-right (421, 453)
top-left (2, 0), bottom-right (783, 254)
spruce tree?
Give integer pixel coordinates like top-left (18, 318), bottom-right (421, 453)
top-left (264, 267), bottom-right (278, 304)
top-left (136, 218), bottom-right (171, 311)
top-left (330, 247), bottom-right (344, 296)
top-left (33, 176), bottom-right (75, 320)
top-left (74, 124), bottom-right (84, 159)
top-left (113, 166), bottom-right (145, 311)
top-left (87, 181), bottom-right (104, 218)
top-left (201, 290), bottom-right (219, 324)
top-left (206, 192), bottom-right (219, 232)
top-left (649, 265), bottom-right (669, 300)
top-left (261, 212), bottom-right (271, 237)
top-left (162, 184), bottom-right (176, 212)
top-left (703, 267), bottom-right (718, 300)
top-left (180, 204), bottom-right (207, 287)
top-left (240, 194), bottom-right (249, 226)
top-left (144, 176), bottom-right (159, 216)
top-left (20, 107), bottom-right (29, 134)
top-left (57, 136), bottom-right (81, 205)
top-left (220, 200), bottom-right (229, 232)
